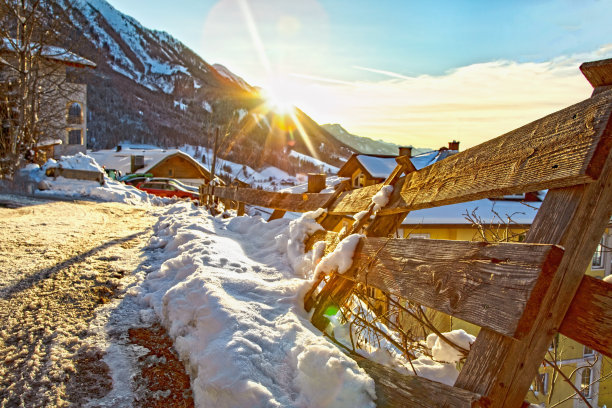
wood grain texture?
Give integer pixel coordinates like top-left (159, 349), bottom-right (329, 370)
top-left (267, 209), bottom-right (286, 221)
top-left (378, 89), bottom-right (612, 215)
top-left (330, 183), bottom-right (385, 215)
top-left (580, 58), bottom-right (612, 88)
top-left (328, 91), bottom-right (612, 216)
top-left (455, 116), bottom-right (612, 407)
top-left (350, 353), bottom-right (489, 408)
top-left (202, 185), bottom-right (333, 212)
top-left (344, 238), bottom-right (563, 338)
top-left (560, 275), bottom-right (612, 358)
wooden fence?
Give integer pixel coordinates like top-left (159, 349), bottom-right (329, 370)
top-left (200, 58), bottom-right (612, 407)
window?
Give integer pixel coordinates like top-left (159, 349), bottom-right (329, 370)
top-left (68, 129), bottom-right (82, 145)
top-left (67, 102), bottom-right (82, 124)
top-left (409, 233), bottom-right (430, 239)
top-left (353, 171), bottom-right (365, 188)
top-left (580, 368), bottom-right (592, 398)
top-left (592, 237), bottom-right (604, 268)
top-left (583, 346), bottom-right (594, 357)
top-left (531, 373), bottom-right (548, 395)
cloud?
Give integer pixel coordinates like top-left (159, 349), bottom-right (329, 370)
top-left (292, 45), bottom-right (612, 150)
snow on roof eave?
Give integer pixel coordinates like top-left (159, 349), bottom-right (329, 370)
top-left (1, 39), bottom-right (96, 68)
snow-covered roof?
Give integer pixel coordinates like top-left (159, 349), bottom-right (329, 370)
top-left (410, 148), bottom-right (458, 170)
top-left (402, 198), bottom-right (541, 225)
top-left (338, 149), bottom-right (459, 181)
top-left (355, 155), bottom-right (398, 178)
top-left (1, 39), bottom-right (96, 68)
top-left (88, 146), bottom-right (209, 176)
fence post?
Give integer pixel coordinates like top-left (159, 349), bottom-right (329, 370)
top-left (309, 160), bottom-right (415, 330)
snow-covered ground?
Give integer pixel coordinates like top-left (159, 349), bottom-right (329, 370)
top-left (9, 152), bottom-right (482, 407)
top-left (19, 153), bottom-right (172, 206)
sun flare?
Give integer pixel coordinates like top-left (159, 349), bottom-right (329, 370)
top-left (261, 79), bottom-right (296, 115)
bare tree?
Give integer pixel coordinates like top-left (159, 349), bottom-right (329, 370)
top-left (0, 0), bottom-right (84, 178)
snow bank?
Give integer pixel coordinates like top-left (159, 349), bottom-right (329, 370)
top-left (273, 209), bottom-right (325, 277)
top-left (42, 152), bottom-right (104, 173)
top-left (20, 153), bottom-right (170, 206)
top-left (138, 206), bottom-right (376, 408)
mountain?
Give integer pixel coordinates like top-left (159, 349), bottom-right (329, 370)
top-left (322, 124), bottom-right (431, 156)
top-left (51, 0), bottom-right (355, 173)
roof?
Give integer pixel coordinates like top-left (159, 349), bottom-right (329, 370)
top-left (402, 198), bottom-right (541, 226)
top-left (89, 147), bottom-right (210, 177)
top-left (1, 39), bottom-right (96, 68)
top-left (337, 148), bottom-right (459, 180)
top-left (409, 148), bottom-right (458, 170)
top-left (356, 155), bottom-right (398, 178)
top-left (145, 150), bottom-right (212, 179)
top-left (337, 154), bottom-right (397, 179)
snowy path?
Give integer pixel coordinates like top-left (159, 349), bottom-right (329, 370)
top-left (0, 198), bottom-right (158, 407)
top-left (138, 205), bottom-right (377, 408)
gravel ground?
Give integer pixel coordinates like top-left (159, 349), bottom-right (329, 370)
top-left (0, 195), bottom-right (192, 407)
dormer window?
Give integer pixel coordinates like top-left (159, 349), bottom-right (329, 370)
top-left (67, 102), bottom-right (82, 124)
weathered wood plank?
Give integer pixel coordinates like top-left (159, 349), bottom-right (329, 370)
top-left (350, 353), bottom-right (488, 407)
top-left (46, 167), bottom-right (105, 185)
top-left (267, 209), bottom-right (286, 221)
top-left (580, 57), bottom-right (612, 89)
top-left (203, 185), bottom-right (333, 212)
top-left (329, 183), bottom-right (384, 215)
top-left (560, 275), bottom-right (612, 358)
top-left (310, 163), bottom-right (413, 329)
top-left (328, 89), bottom-right (612, 216)
top-left (455, 119), bottom-right (612, 407)
top-left (344, 238), bottom-right (563, 339)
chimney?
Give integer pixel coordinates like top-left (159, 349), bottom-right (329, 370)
top-left (307, 173), bottom-right (326, 193)
top-left (398, 146), bottom-right (412, 157)
top-left (448, 140), bottom-right (460, 151)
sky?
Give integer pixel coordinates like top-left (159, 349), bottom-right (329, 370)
top-left (104, 0), bottom-right (612, 149)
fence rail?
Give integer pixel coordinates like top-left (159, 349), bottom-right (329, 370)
top-left (201, 58), bottom-right (612, 408)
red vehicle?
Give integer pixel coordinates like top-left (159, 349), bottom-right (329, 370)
top-left (136, 180), bottom-right (199, 201)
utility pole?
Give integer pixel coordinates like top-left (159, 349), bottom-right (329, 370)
top-left (209, 127), bottom-right (219, 207)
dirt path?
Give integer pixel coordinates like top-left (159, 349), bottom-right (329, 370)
top-left (0, 197), bottom-right (189, 407)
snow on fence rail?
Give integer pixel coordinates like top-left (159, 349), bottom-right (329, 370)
top-left (201, 58), bottom-right (612, 408)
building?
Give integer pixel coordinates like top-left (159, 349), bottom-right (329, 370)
top-left (89, 146), bottom-right (214, 186)
top-left (0, 40), bottom-right (95, 162)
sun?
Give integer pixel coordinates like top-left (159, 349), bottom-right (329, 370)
top-left (261, 82), bottom-right (295, 115)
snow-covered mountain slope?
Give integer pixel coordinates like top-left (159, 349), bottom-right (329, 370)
top-left (64, 0), bottom-right (245, 94)
top-left (322, 124), bottom-right (431, 156)
top-left (212, 63), bottom-right (254, 93)
top-left (52, 0), bottom-right (354, 172)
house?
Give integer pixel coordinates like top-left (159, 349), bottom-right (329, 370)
top-left (89, 146), bottom-right (215, 186)
top-left (0, 40), bottom-right (95, 162)
top-left (337, 142), bottom-right (460, 189)
top-left (330, 142), bottom-right (462, 232)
